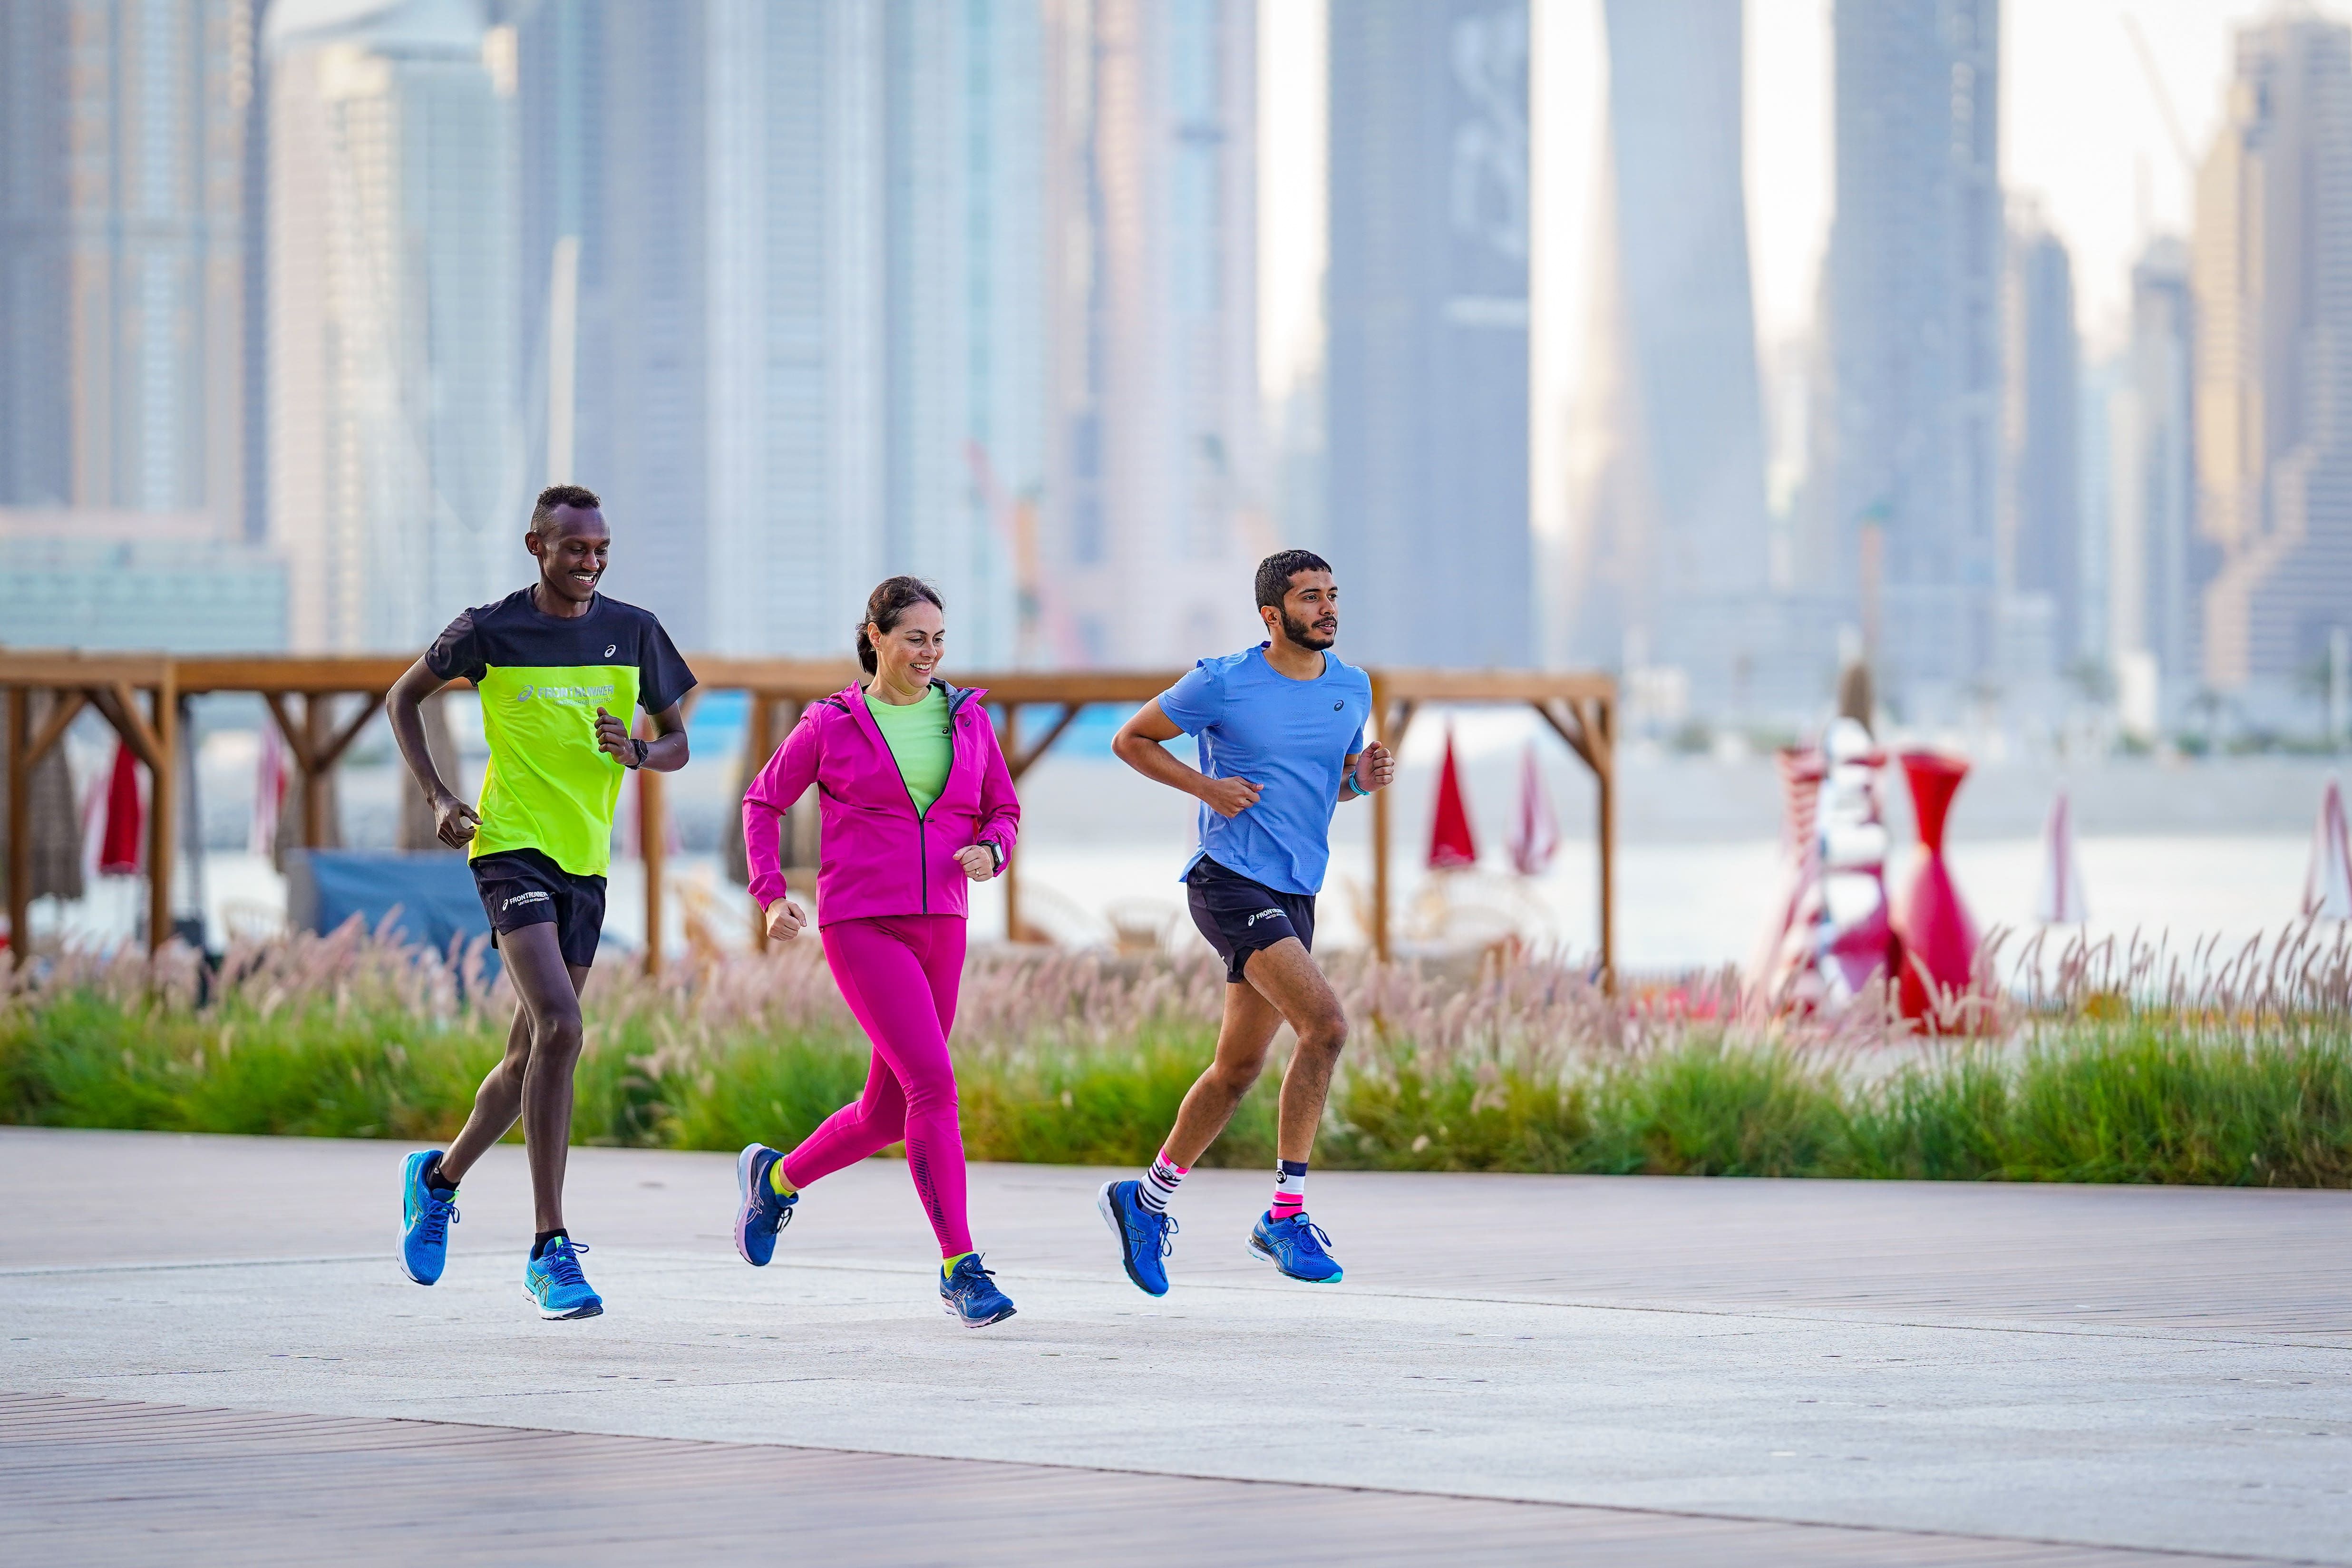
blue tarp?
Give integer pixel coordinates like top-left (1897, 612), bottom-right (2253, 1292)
top-left (284, 850), bottom-right (487, 959)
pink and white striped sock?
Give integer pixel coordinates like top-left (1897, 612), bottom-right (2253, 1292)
top-left (1139, 1149), bottom-right (1187, 1215)
top-left (1269, 1159), bottom-right (1307, 1222)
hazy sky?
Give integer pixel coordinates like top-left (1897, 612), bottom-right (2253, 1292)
top-left (1263, 0), bottom-right (2289, 405)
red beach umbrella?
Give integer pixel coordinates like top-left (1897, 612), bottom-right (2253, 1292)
top-left (98, 741), bottom-right (143, 875)
top-left (1427, 728), bottom-right (1478, 870)
top-left (1893, 750), bottom-right (1978, 1025)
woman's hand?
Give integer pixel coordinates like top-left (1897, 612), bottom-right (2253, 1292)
top-left (955, 844), bottom-right (997, 882)
top-left (764, 898), bottom-right (807, 943)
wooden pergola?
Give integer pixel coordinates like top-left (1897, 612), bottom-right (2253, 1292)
top-left (2, 652), bottom-right (1615, 976)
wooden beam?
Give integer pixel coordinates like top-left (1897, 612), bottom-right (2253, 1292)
top-left (173, 655), bottom-right (427, 695)
top-left (0, 652), bottom-right (172, 687)
top-left (90, 683), bottom-right (167, 776)
top-left (1535, 699), bottom-right (1596, 772)
top-left (6, 689), bottom-right (27, 966)
top-left (260, 691), bottom-right (316, 773)
top-left (1004, 702), bottom-right (1084, 780)
top-left (23, 690), bottom-right (87, 768)
top-left (1371, 669), bottom-right (1617, 704)
top-left (311, 694), bottom-right (385, 773)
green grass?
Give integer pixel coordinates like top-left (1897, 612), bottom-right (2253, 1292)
top-left (9, 968), bottom-right (2342, 1189)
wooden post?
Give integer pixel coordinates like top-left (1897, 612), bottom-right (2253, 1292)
top-left (148, 674), bottom-right (176, 953)
top-left (1592, 693), bottom-right (1617, 990)
top-left (746, 693), bottom-right (773, 949)
top-left (639, 715), bottom-right (666, 976)
top-left (998, 703), bottom-right (1025, 942)
top-left (301, 694), bottom-right (330, 847)
top-left (1370, 674), bottom-right (1391, 963)
top-left (6, 687), bottom-right (28, 966)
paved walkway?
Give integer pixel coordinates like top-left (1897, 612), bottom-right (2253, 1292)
top-left (1, 1128), bottom-right (2346, 1565)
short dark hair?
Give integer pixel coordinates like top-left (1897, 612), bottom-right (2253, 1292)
top-left (1255, 549), bottom-right (1332, 610)
top-left (531, 483), bottom-right (602, 535)
top-left (856, 575), bottom-right (945, 675)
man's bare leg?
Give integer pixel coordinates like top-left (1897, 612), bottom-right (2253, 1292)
top-left (1163, 937), bottom-right (1348, 1167)
top-left (432, 923), bottom-right (589, 1234)
top-left (1162, 978), bottom-right (1285, 1168)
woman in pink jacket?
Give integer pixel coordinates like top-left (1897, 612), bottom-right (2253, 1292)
top-left (731, 576), bottom-right (1022, 1328)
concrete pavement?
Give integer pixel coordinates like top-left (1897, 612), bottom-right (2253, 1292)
top-left (1, 1127), bottom-right (2347, 1564)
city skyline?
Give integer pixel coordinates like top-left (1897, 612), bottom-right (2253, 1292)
top-left (2, 0), bottom-right (2344, 737)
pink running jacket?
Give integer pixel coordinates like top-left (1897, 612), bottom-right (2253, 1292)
top-left (742, 680), bottom-right (1020, 924)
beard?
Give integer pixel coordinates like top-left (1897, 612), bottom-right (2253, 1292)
top-left (1279, 608), bottom-right (1337, 650)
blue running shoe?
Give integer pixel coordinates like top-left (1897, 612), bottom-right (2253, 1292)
top-left (1097, 1178), bottom-right (1177, 1297)
top-left (524, 1237), bottom-right (603, 1320)
top-left (734, 1143), bottom-right (798, 1266)
top-left (940, 1253), bottom-right (1017, 1329)
top-left (399, 1150), bottom-right (459, 1286)
top-left (1248, 1211), bottom-right (1343, 1284)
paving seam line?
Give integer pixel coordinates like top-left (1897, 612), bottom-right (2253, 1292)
top-left (8, 1251), bottom-right (2339, 1350)
top-left (0, 1391), bottom-right (2309, 1567)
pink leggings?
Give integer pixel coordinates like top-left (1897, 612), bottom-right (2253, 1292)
top-left (779, 914), bottom-right (972, 1256)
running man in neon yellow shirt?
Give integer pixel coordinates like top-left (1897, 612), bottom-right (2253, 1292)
top-left (384, 484), bottom-right (696, 1321)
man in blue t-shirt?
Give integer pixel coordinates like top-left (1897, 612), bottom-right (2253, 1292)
top-left (1098, 550), bottom-right (1394, 1295)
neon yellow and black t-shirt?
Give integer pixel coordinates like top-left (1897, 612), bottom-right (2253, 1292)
top-left (426, 588), bottom-right (696, 877)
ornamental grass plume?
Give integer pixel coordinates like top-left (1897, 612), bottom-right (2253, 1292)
top-left (3, 919), bottom-right (2349, 1185)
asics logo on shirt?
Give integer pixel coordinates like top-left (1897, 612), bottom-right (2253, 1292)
top-left (502, 890), bottom-right (552, 910)
top-left (604, 643), bottom-right (617, 657)
top-left (1246, 908), bottom-right (1284, 926)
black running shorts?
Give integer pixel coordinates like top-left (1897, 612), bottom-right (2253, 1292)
top-left (1186, 855), bottom-right (1316, 984)
top-left (470, 847), bottom-right (606, 968)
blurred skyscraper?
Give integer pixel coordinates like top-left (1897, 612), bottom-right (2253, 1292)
top-left (1040, 0), bottom-right (1263, 666)
top-left (524, 0), bottom-right (1036, 662)
top-left (266, 0), bottom-right (518, 653)
top-left (0, 0), bottom-right (249, 519)
top-left (1326, 0), bottom-right (1529, 669)
top-left (2001, 206), bottom-right (2080, 681)
top-left (2193, 12), bottom-right (2352, 704)
top-left (2107, 236), bottom-right (2197, 734)
top-left (1571, 0), bottom-right (1772, 708)
top-left (1817, 0), bottom-right (2002, 712)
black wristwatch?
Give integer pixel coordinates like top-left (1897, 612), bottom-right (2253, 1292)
top-left (626, 737), bottom-right (649, 769)
top-left (985, 842), bottom-right (1003, 874)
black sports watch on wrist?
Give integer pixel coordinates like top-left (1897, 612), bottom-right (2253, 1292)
top-left (627, 737), bottom-right (649, 769)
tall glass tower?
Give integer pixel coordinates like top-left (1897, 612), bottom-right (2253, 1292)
top-left (1325, 0), bottom-right (1530, 669)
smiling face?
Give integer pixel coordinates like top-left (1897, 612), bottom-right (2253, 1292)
top-left (867, 598), bottom-right (945, 689)
top-left (528, 505), bottom-right (610, 605)
top-left (1262, 568), bottom-right (1338, 652)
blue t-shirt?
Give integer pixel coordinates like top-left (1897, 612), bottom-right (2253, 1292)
top-left (1156, 644), bottom-right (1371, 896)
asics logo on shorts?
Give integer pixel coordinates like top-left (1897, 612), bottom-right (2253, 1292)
top-left (1246, 908), bottom-right (1284, 926)
top-left (502, 890), bottom-right (552, 911)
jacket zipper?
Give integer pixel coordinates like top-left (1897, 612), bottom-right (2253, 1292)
top-left (870, 681), bottom-right (970, 915)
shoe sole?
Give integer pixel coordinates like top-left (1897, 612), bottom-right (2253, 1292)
top-left (398, 1152), bottom-right (442, 1287)
top-left (1096, 1181), bottom-right (1171, 1297)
top-left (1246, 1233), bottom-right (1343, 1285)
top-left (941, 1298), bottom-right (1018, 1329)
top-left (525, 1286), bottom-right (604, 1322)
top-left (734, 1144), bottom-right (769, 1267)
